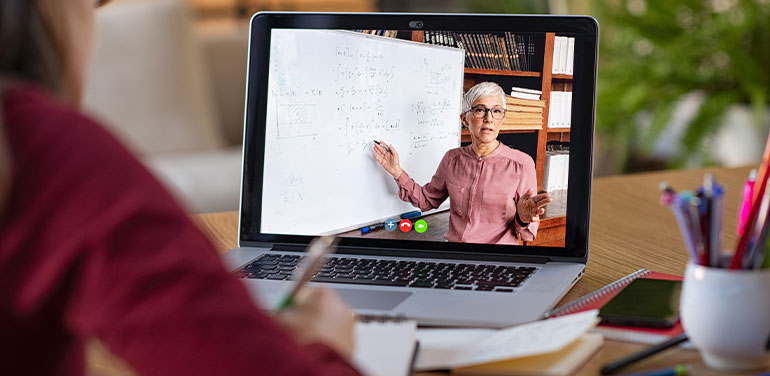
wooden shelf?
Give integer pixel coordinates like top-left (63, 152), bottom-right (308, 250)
top-left (552, 74), bottom-right (573, 80)
top-left (461, 128), bottom-right (540, 143)
top-left (464, 68), bottom-right (541, 77)
top-left (547, 128), bottom-right (571, 133)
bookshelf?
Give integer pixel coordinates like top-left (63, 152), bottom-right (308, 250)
top-left (411, 31), bottom-right (571, 247)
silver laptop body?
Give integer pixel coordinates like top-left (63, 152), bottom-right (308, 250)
top-left (225, 12), bottom-right (598, 328)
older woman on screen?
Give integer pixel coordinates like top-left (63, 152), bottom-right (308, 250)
top-left (373, 82), bottom-right (551, 245)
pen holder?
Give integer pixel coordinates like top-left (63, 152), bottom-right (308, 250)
top-left (681, 262), bottom-right (770, 371)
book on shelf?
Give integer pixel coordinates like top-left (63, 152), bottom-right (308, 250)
top-left (547, 90), bottom-right (572, 129)
top-left (507, 97), bottom-right (545, 108)
top-left (437, 32), bottom-right (535, 71)
top-left (543, 146), bottom-right (569, 192)
top-left (502, 93), bottom-right (544, 130)
top-left (510, 86), bottom-right (542, 101)
top-left (545, 268), bottom-right (685, 345)
top-left (551, 36), bottom-right (575, 75)
top-left (354, 30), bottom-right (399, 38)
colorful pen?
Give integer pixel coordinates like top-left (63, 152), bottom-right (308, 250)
top-left (738, 169), bottom-right (757, 236)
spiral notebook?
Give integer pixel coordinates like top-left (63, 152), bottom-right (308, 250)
top-left (353, 315), bottom-right (419, 376)
top-left (545, 268), bottom-right (684, 344)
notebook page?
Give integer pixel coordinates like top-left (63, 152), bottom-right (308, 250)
top-left (416, 310), bottom-right (599, 370)
top-left (353, 320), bottom-right (417, 376)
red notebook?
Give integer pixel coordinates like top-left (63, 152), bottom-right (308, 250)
top-left (545, 268), bottom-right (684, 344)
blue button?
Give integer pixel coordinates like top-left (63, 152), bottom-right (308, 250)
top-left (384, 218), bottom-right (398, 232)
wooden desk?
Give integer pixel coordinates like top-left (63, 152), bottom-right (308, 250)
top-left (183, 165), bottom-right (770, 375)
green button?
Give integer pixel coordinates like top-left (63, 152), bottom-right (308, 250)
top-left (414, 219), bottom-right (428, 233)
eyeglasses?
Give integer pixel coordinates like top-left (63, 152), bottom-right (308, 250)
top-left (96, 0), bottom-right (112, 7)
top-left (467, 105), bottom-right (507, 120)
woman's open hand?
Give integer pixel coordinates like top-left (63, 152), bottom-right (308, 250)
top-left (516, 188), bottom-right (552, 224)
top-left (372, 140), bottom-right (403, 180)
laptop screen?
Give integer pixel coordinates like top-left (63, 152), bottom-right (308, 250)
top-left (241, 14), bottom-right (597, 259)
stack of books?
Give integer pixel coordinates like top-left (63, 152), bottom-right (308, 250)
top-left (423, 31), bottom-right (536, 72)
top-left (502, 87), bottom-right (544, 131)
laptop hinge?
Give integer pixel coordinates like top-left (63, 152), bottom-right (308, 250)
top-left (270, 243), bottom-right (550, 264)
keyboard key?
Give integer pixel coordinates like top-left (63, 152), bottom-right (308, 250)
top-left (311, 277), bottom-right (410, 287)
top-left (410, 280), bottom-right (433, 288)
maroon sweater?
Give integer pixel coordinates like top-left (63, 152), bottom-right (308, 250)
top-left (0, 86), bottom-right (361, 376)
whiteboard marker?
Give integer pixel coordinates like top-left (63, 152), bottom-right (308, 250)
top-left (361, 222), bottom-right (386, 234)
top-left (373, 140), bottom-right (391, 153)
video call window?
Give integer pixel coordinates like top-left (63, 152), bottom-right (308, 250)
top-left (261, 29), bottom-right (574, 247)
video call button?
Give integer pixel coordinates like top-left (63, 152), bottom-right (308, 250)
top-left (414, 219), bottom-right (428, 233)
top-left (384, 218), bottom-right (398, 232)
top-left (399, 219), bottom-right (412, 232)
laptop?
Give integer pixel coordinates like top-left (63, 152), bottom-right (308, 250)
top-left (224, 12), bottom-right (598, 328)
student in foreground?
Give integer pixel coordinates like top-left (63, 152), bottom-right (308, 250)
top-left (0, 0), bottom-right (360, 375)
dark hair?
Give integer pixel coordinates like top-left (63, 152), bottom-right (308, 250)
top-left (0, 0), bottom-right (63, 92)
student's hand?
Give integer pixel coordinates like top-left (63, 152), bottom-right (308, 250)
top-left (372, 140), bottom-right (403, 180)
top-left (274, 288), bottom-right (356, 360)
top-left (516, 188), bottom-right (552, 224)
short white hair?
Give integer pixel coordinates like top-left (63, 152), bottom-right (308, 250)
top-left (462, 82), bottom-right (506, 114)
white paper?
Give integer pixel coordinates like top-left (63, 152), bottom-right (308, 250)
top-left (353, 320), bottom-right (417, 376)
top-left (415, 310), bottom-right (599, 370)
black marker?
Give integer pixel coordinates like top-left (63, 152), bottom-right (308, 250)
top-left (373, 140), bottom-right (391, 153)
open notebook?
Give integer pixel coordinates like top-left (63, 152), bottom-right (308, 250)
top-left (415, 310), bottom-right (600, 373)
top-left (353, 317), bottom-right (418, 376)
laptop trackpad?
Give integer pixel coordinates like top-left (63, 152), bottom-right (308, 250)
top-left (334, 288), bottom-right (412, 310)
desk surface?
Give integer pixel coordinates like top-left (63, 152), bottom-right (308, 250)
top-left (191, 165), bottom-right (766, 376)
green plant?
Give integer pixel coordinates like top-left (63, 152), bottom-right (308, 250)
top-left (593, 0), bottom-right (770, 169)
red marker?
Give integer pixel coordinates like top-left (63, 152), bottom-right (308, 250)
top-left (399, 219), bottom-right (412, 232)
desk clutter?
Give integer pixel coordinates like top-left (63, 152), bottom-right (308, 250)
top-left (660, 129), bottom-right (770, 269)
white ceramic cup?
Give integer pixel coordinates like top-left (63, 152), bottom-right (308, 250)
top-left (681, 262), bottom-right (770, 371)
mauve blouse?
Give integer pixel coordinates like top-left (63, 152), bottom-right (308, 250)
top-left (396, 143), bottom-right (539, 245)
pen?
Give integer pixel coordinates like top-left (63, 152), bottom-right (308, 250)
top-left (600, 334), bottom-right (688, 375)
top-left (373, 140), bottom-right (391, 153)
top-left (274, 236), bottom-right (338, 311)
top-left (738, 169), bottom-right (757, 236)
top-left (732, 133), bottom-right (770, 269)
top-left (620, 365), bottom-right (689, 376)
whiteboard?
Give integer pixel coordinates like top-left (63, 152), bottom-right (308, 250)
top-left (261, 30), bottom-right (464, 235)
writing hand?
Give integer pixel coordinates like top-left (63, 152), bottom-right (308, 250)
top-left (372, 140), bottom-right (403, 180)
top-left (516, 188), bottom-right (552, 224)
top-left (274, 288), bottom-right (355, 360)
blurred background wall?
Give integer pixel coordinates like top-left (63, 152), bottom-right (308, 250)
top-left (185, 0), bottom-right (770, 177)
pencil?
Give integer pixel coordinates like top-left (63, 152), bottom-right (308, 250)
top-left (274, 236), bottom-right (338, 310)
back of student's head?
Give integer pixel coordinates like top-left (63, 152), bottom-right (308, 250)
top-left (0, 0), bottom-right (87, 100)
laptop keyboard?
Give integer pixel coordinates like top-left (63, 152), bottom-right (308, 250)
top-left (237, 254), bottom-right (538, 292)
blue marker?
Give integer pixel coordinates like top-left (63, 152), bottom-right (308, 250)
top-left (400, 211), bottom-right (421, 219)
top-left (361, 222), bottom-right (386, 234)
